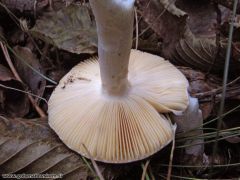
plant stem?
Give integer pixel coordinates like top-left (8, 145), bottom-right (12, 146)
top-left (90, 0), bottom-right (135, 95)
top-left (211, 0), bottom-right (238, 173)
top-left (0, 42), bottom-right (46, 117)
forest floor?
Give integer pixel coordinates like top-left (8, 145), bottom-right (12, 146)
top-left (0, 0), bottom-right (240, 179)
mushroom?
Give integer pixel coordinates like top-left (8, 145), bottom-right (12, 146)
top-left (48, 0), bottom-right (189, 163)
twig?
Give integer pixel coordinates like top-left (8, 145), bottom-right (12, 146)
top-left (0, 42), bottom-right (46, 117)
top-left (195, 76), bottom-right (240, 103)
top-left (82, 144), bottom-right (104, 180)
top-left (1, 40), bottom-right (57, 84)
top-left (211, 0), bottom-right (238, 174)
top-left (167, 125), bottom-right (176, 180)
top-left (159, 161), bottom-right (240, 168)
top-left (0, 3), bottom-right (58, 89)
top-left (0, 83), bottom-right (48, 104)
top-left (141, 160), bottom-right (150, 180)
top-left (195, 76), bottom-right (240, 97)
top-left (1, 43), bottom-right (21, 80)
top-left (81, 156), bottom-right (98, 178)
top-left (196, 86), bottom-right (240, 103)
top-left (134, 7), bottom-right (139, 49)
top-left (136, 0), bottom-right (177, 38)
top-left (148, 165), bottom-right (156, 180)
top-left (133, 0), bottom-right (151, 32)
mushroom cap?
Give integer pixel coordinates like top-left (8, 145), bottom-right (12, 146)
top-left (48, 49), bottom-right (189, 163)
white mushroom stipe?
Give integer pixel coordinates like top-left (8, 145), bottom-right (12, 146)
top-left (48, 50), bottom-right (189, 163)
top-left (113, 0), bottom-right (135, 9)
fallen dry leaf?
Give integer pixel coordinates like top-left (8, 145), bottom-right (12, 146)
top-left (13, 46), bottom-right (46, 101)
top-left (136, 0), bottom-right (187, 59)
top-left (0, 116), bottom-right (93, 178)
top-left (136, 0), bottom-right (240, 73)
top-left (0, 0), bottom-right (49, 15)
top-left (179, 67), bottom-right (219, 119)
top-left (30, 4), bottom-right (97, 54)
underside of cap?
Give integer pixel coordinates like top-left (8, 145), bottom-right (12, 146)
top-left (129, 50), bottom-right (189, 114)
top-left (48, 49), bottom-right (189, 163)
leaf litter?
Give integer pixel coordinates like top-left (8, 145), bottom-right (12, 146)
top-left (0, 64), bottom-right (29, 117)
top-left (0, 0), bottom-right (239, 179)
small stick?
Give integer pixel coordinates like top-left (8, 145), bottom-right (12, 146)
top-left (195, 76), bottom-right (240, 98)
top-left (0, 83), bottom-right (48, 104)
top-left (141, 160), bottom-right (150, 180)
top-left (211, 0), bottom-right (238, 174)
top-left (134, 7), bottom-right (139, 50)
top-left (1, 43), bottom-right (21, 80)
top-left (167, 125), bottom-right (176, 180)
top-left (82, 144), bottom-right (104, 180)
top-left (0, 42), bottom-right (46, 117)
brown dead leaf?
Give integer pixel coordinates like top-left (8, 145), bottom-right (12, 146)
top-left (137, 0), bottom-right (240, 73)
top-left (0, 116), bottom-right (94, 178)
top-left (176, 0), bottom-right (230, 38)
top-left (0, 0), bottom-right (49, 15)
top-left (232, 42), bottom-right (240, 62)
top-left (0, 64), bottom-right (29, 117)
top-left (0, 64), bottom-right (15, 81)
top-left (31, 4), bottom-right (97, 54)
top-left (13, 46), bottom-right (46, 100)
top-left (136, 0), bottom-right (187, 58)
top-left (179, 67), bottom-right (220, 119)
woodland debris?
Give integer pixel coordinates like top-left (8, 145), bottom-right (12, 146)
top-left (0, 64), bottom-right (29, 117)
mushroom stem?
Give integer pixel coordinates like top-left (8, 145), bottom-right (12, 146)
top-left (89, 0), bottom-right (135, 95)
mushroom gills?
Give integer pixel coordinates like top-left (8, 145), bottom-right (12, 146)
top-left (48, 49), bottom-right (188, 163)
